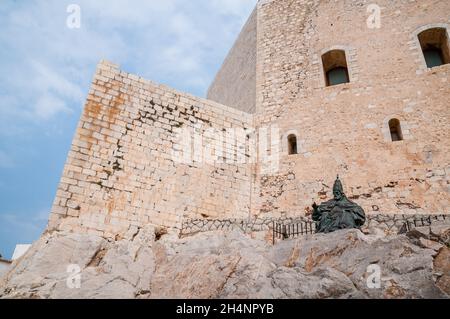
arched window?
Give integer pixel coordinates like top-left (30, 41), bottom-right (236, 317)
top-left (389, 119), bottom-right (403, 142)
top-left (418, 28), bottom-right (450, 68)
top-left (288, 134), bottom-right (298, 155)
top-left (322, 50), bottom-right (350, 86)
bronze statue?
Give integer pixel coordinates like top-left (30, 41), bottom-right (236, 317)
top-left (312, 176), bottom-right (366, 233)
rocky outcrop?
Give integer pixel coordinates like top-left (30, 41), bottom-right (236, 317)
top-left (1, 225), bottom-right (449, 299)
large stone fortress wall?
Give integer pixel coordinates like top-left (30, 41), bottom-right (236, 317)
top-left (207, 8), bottom-right (258, 113)
top-left (49, 61), bottom-right (253, 237)
top-left (48, 0), bottom-right (450, 237)
top-left (251, 0), bottom-right (450, 218)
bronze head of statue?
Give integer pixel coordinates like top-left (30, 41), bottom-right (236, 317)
top-left (332, 176), bottom-right (345, 201)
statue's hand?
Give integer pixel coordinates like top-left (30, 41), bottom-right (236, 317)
top-left (312, 202), bottom-right (318, 210)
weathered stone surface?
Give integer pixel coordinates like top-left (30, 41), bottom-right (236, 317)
top-left (434, 248), bottom-right (450, 295)
top-left (0, 228), bottom-right (448, 299)
top-left (407, 225), bottom-right (450, 249)
top-left (0, 226), bottom-right (156, 299)
top-left (270, 230), bottom-right (448, 299)
top-left (269, 267), bottom-right (363, 299)
top-left (430, 225), bottom-right (450, 246)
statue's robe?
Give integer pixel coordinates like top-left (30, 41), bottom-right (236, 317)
top-left (313, 196), bottom-right (366, 233)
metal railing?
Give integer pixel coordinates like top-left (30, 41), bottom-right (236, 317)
top-left (272, 220), bottom-right (316, 245)
top-left (399, 214), bottom-right (447, 234)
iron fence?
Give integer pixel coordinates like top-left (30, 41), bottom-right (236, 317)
top-left (272, 220), bottom-right (316, 245)
top-left (399, 214), bottom-right (447, 234)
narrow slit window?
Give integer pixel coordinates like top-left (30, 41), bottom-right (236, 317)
top-left (389, 119), bottom-right (403, 142)
top-left (288, 134), bottom-right (298, 155)
top-left (418, 28), bottom-right (450, 68)
top-left (322, 50), bottom-right (350, 86)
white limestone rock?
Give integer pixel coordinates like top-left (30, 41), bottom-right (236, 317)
top-left (0, 227), bottom-right (448, 299)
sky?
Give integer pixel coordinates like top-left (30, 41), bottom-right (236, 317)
top-left (0, 0), bottom-right (257, 260)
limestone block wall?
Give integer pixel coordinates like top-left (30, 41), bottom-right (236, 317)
top-left (252, 0), bottom-right (450, 218)
top-left (47, 0), bottom-right (450, 238)
top-left (207, 8), bottom-right (257, 114)
top-left (48, 60), bottom-right (254, 238)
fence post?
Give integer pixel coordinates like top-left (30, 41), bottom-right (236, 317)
top-left (272, 221), bottom-right (275, 245)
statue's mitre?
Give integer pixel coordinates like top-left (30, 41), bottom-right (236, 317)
top-left (333, 175), bottom-right (344, 193)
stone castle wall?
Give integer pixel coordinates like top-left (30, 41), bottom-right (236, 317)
top-left (48, 61), bottom-right (254, 237)
top-left (207, 8), bottom-right (257, 114)
top-left (48, 0), bottom-right (450, 237)
top-left (252, 0), bottom-right (450, 218)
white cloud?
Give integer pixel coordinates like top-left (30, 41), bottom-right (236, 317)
top-left (80, 0), bottom-right (178, 26)
top-left (34, 94), bottom-right (73, 120)
top-left (0, 210), bottom-right (48, 243)
top-left (30, 61), bottom-right (84, 101)
top-left (0, 209), bottom-right (49, 259)
top-left (0, 150), bottom-right (14, 168)
top-left (211, 0), bottom-right (256, 18)
top-left (34, 208), bottom-right (51, 223)
top-left (0, 208), bottom-right (49, 233)
top-left (0, 60), bottom-right (80, 126)
top-left (0, 214), bottom-right (37, 234)
top-left (0, 0), bottom-right (257, 134)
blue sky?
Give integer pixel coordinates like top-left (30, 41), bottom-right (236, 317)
top-left (0, 0), bottom-right (257, 259)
